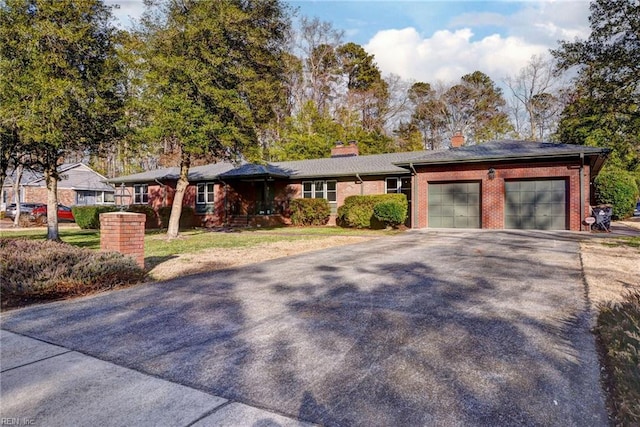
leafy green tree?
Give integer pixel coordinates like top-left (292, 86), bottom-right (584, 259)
top-left (0, 0), bottom-right (124, 240)
top-left (270, 100), bottom-right (341, 160)
top-left (138, 0), bottom-right (291, 237)
top-left (552, 0), bottom-right (639, 172)
top-left (594, 166), bottom-right (639, 219)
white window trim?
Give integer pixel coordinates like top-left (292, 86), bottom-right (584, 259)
top-left (386, 177), bottom-right (411, 194)
top-left (302, 180), bottom-right (337, 203)
top-left (196, 182), bottom-right (215, 204)
top-left (385, 177), bottom-right (400, 194)
top-left (134, 184), bottom-right (149, 204)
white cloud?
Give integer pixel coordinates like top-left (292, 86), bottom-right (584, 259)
top-left (365, 1), bottom-right (590, 85)
top-left (365, 27), bottom-right (547, 84)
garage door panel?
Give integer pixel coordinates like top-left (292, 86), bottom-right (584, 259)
top-left (428, 182), bottom-right (481, 229)
top-left (505, 179), bottom-right (566, 230)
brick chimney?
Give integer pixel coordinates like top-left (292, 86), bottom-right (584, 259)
top-left (331, 140), bottom-right (359, 157)
top-left (450, 132), bottom-right (464, 148)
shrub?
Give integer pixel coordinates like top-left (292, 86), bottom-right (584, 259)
top-left (594, 167), bottom-right (639, 219)
top-left (158, 206), bottom-right (195, 229)
top-left (0, 238), bottom-right (145, 306)
top-left (71, 205), bottom-right (119, 229)
top-left (338, 194), bottom-right (408, 229)
top-left (126, 204), bottom-right (159, 228)
top-left (289, 198), bottom-right (330, 226)
top-left (595, 291), bottom-right (640, 426)
top-left (373, 201), bottom-right (407, 228)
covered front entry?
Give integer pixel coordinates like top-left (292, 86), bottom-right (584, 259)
top-left (428, 182), bottom-right (481, 228)
top-left (504, 179), bottom-right (567, 230)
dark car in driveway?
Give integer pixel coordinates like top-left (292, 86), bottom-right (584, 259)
top-left (30, 204), bottom-right (75, 224)
top-left (5, 203), bottom-right (45, 220)
top-left (634, 201), bottom-right (640, 217)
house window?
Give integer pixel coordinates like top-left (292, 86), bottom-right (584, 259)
top-left (302, 180), bottom-right (337, 203)
top-left (134, 184), bottom-right (149, 204)
top-left (386, 177), bottom-right (411, 196)
top-left (77, 190), bottom-right (115, 205)
top-left (196, 182), bottom-right (215, 204)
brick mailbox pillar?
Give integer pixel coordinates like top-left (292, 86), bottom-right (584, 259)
top-left (100, 212), bottom-right (146, 269)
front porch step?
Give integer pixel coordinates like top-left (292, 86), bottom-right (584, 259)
top-left (227, 216), bottom-right (250, 228)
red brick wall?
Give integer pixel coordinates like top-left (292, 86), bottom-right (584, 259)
top-left (414, 160), bottom-right (591, 231)
top-left (23, 187), bottom-right (75, 206)
top-left (100, 212), bottom-right (146, 268)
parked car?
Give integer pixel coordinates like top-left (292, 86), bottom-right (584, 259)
top-left (634, 201), bottom-right (640, 217)
top-left (4, 203), bottom-right (45, 220)
top-left (30, 204), bottom-right (75, 223)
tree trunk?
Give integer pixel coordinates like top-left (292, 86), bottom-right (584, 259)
top-left (166, 152), bottom-right (190, 239)
top-left (44, 167), bottom-right (60, 241)
top-left (12, 163), bottom-right (23, 227)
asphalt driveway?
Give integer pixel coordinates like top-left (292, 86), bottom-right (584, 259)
top-left (1, 230), bottom-right (608, 426)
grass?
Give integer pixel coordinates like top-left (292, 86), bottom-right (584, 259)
top-left (0, 225), bottom-right (397, 260)
top-left (596, 291), bottom-right (640, 425)
top-left (143, 229), bottom-right (333, 259)
top-left (601, 236), bottom-right (640, 249)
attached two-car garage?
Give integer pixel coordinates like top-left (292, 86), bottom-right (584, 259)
top-left (427, 179), bottom-right (567, 230)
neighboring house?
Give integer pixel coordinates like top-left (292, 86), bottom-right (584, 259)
top-left (2, 163), bottom-right (115, 210)
top-left (108, 139), bottom-right (609, 231)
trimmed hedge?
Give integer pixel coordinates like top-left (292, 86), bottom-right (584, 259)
top-left (158, 206), bottom-right (195, 229)
top-left (338, 194), bottom-right (408, 229)
top-left (0, 238), bottom-right (145, 306)
top-left (594, 167), bottom-right (639, 219)
top-left (289, 198), bottom-right (330, 226)
top-left (127, 204), bottom-right (159, 228)
top-left (72, 205), bottom-right (119, 229)
top-left (373, 200), bottom-right (407, 228)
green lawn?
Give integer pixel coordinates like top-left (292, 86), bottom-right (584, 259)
top-left (0, 226), bottom-right (397, 260)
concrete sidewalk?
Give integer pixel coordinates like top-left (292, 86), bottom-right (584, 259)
top-left (0, 330), bottom-right (314, 426)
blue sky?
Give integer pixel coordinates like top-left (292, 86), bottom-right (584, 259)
top-left (107, 1), bottom-right (591, 84)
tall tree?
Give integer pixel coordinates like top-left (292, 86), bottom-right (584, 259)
top-left (139, 0), bottom-right (291, 238)
top-left (0, 0), bottom-right (124, 240)
top-left (552, 0), bottom-right (640, 170)
top-left (505, 55), bottom-right (563, 140)
top-left (336, 42), bottom-right (389, 133)
top-left (296, 17), bottom-right (343, 114)
top-left (406, 72), bottom-right (510, 148)
top-left (459, 71), bottom-right (512, 143)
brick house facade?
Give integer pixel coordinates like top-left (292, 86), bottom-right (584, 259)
top-left (110, 140), bottom-right (609, 231)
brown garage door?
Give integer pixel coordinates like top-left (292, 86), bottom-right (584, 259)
top-left (505, 179), bottom-right (567, 230)
top-left (428, 182), bottom-right (480, 228)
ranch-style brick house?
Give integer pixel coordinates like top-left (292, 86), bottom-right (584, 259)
top-left (108, 139), bottom-right (609, 231)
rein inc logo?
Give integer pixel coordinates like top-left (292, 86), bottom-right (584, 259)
top-left (1, 419), bottom-right (36, 425)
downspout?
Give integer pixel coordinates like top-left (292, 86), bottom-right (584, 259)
top-left (410, 163), bottom-right (417, 229)
top-left (579, 153), bottom-right (585, 231)
top-left (356, 173), bottom-right (363, 195)
top-left (154, 179), bottom-right (167, 207)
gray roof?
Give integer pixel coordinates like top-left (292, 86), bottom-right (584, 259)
top-left (397, 140), bottom-right (609, 166)
top-left (219, 163), bottom-right (290, 179)
top-left (6, 163), bottom-right (114, 192)
top-left (108, 141), bottom-right (611, 184)
top-left (109, 162), bottom-right (236, 183)
top-left (270, 151), bottom-right (429, 179)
